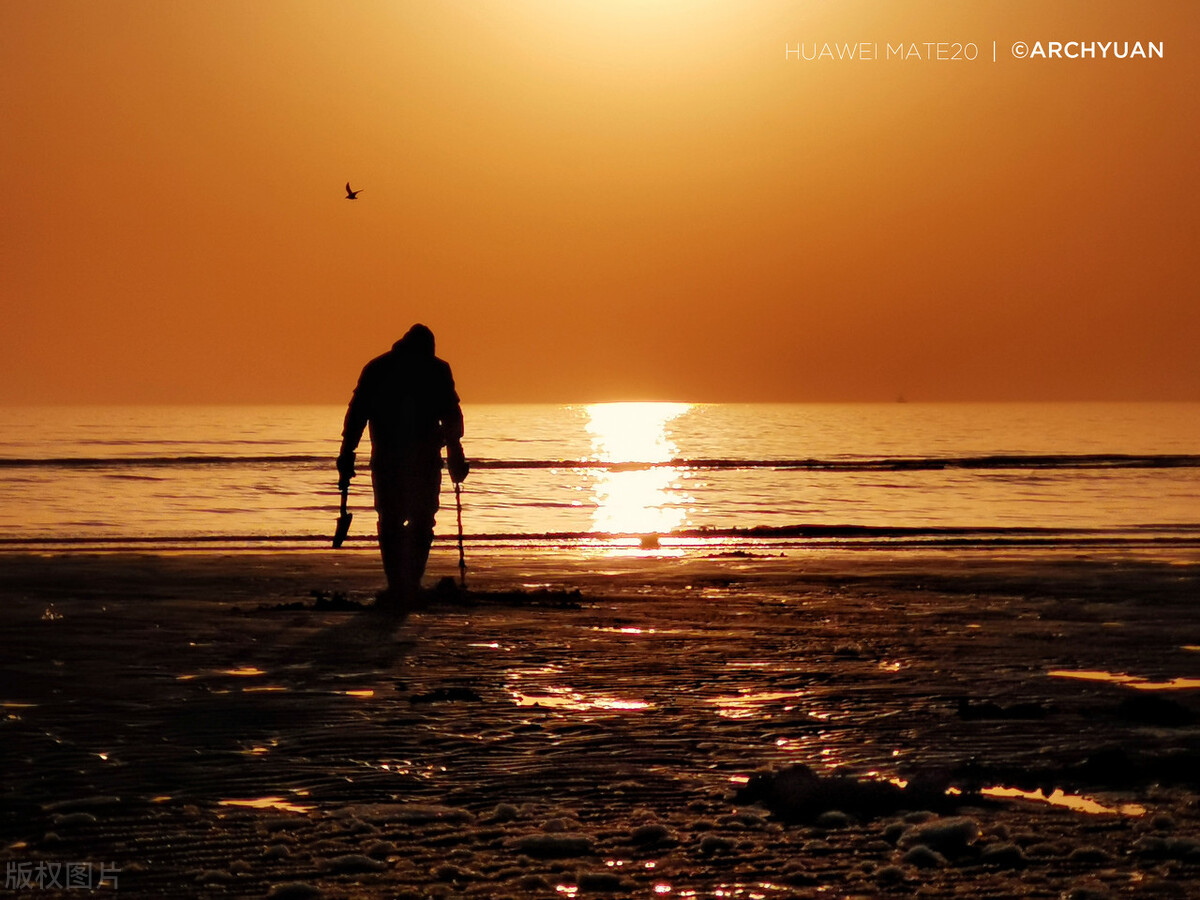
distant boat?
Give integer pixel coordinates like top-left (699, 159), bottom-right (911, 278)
top-left (345, 182), bottom-right (363, 200)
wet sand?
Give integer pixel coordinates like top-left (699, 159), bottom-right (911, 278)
top-left (2, 547), bottom-right (1199, 898)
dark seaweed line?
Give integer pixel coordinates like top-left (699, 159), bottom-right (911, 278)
top-left (2, 453), bottom-right (1198, 472)
top-left (2, 523), bottom-right (1198, 548)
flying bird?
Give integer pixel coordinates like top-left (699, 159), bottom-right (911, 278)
top-left (345, 182), bottom-right (363, 200)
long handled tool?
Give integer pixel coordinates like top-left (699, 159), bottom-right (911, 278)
top-left (332, 485), bottom-right (352, 548)
top-left (454, 482), bottom-right (467, 589)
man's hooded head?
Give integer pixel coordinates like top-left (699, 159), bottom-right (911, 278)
top-left (395, 324), bottom-right (435, 358)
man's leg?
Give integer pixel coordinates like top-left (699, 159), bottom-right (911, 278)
top-left (371, 465), bottom-right (406, 609)
top-left (398, 460), bottom-right (443, 598)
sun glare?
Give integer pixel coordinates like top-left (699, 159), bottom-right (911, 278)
top-left (586, 402), bottom-right (690, 464)
top-left (585, 402), bottom-right (692, 537)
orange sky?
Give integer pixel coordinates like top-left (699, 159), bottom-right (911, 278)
top-left (3, 1), bottom-right (1197, 403)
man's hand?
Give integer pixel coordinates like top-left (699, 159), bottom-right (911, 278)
top-left (336, 451), bottom-right (356, 492)
top-left (447, 443), bottom-right (470, 485)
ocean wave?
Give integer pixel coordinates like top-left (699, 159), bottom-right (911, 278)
top-left (1, 453), bottom-right (1198, 472)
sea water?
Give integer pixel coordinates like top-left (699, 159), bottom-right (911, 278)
top-left (0, 403), bottom-right (1197, 551)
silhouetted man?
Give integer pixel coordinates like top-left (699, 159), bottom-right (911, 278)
top-left (337, 324), bottom-right (469, 612)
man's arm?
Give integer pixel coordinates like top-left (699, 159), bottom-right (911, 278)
top-left (441, 365), bottom-right (469, 484)
top-left (337, 367), bottom-right (372, 490)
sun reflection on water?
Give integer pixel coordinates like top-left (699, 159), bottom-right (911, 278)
top-left (585, 402), bottom-right (693, 540)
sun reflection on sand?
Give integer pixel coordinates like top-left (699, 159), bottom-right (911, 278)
top-left (511, 689), bottom-right (653, 712)
top-left (585, 402), bottom-right (693, 542)
top-left (706, 689), bottom-right (809, 719)
top-left (981, 787), bottom-right (1146, 817)
top-left (1049, 670), bottom-right (1200, 690)
top-left (505, 663), bottom-right (653, 712)
top-left (219, 796), bottom-right (314, 814)
top-left (887, 777), bottom-right (1145, 816)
